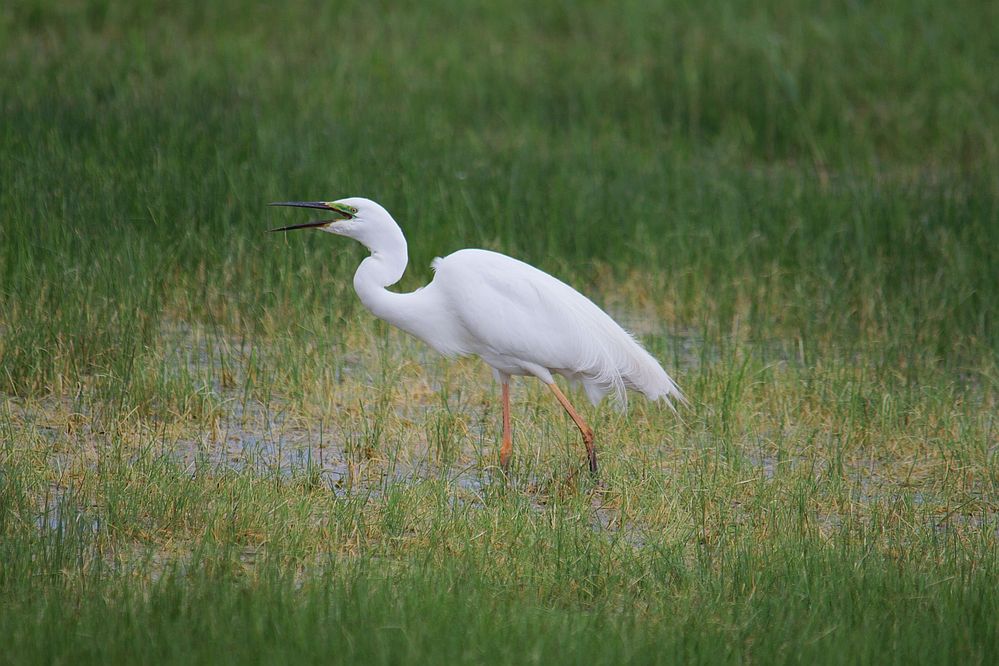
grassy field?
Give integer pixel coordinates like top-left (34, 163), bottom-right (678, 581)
top-left (2, 0), bottom-right (997, 663)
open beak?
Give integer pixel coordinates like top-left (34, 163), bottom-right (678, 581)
top-left (268, 201), bottom-right (357, 232)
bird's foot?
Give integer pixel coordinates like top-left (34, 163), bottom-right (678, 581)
top-left (583, 430), bottom-right (598, 476)
top-left (587, 449), bottom-right (599, 476)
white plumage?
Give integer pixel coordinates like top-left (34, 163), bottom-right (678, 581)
top-left (270, 197), bottom-right (684, 472)
top-left (429, 250), bottom-right (684, 408)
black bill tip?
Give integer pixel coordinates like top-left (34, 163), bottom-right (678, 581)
top-left (268, 201), bottom-right (336, 210)
top-left (268, 219), bottom-right (334, 233)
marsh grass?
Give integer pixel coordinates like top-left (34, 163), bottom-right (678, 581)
top-left (2, 1), bottom-right (998, 663)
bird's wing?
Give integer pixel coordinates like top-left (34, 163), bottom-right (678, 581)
top-left (431, 250), bottom-right (683, 407)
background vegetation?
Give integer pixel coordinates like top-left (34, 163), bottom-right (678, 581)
top-left (1, 0), bottom-right (996, 663)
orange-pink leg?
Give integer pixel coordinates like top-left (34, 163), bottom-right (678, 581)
top-left (499, 382), bottom-right (513, 470)
top-left (547, 383), bottom-right (597, 473)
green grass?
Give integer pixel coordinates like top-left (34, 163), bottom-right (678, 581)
top-left (1, 0), bottom-right (997, 663)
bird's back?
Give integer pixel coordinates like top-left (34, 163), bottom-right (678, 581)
top-left (429, 249), bottom-right (683, 407)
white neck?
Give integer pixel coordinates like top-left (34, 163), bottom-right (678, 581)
top-left (343, 211), bottom-right (462, 356)
top-left (353, 251), bottom-right (405, 305)
top-left (350, 228), bottom-right (429, 335)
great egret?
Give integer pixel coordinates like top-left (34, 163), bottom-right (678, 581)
top-left (270, 197), bottom-right (684, 473)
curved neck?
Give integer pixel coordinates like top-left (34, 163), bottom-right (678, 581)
top-left (349, 224), bottom-right (455, 354)
top-left (352, 232), bottom-right (421, 329)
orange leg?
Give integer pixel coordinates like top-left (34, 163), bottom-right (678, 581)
top-left (499, 382), bottom-right (513, 470)
top-left (547, 383), bottom-right (597, 474)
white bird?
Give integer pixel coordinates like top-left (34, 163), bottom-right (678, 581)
top-left (270, 197), bottom-right (684, 473)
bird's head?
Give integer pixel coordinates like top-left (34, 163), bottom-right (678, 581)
top-left (269, 197), bottom-right (400, 249)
